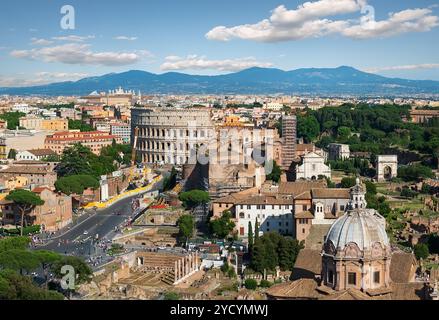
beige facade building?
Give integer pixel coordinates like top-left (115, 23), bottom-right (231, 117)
top-left (29, 187), bottom-right (73, 232)
top-left (19, 117), bottom-right (68, 131)
top-left (0, 162), bottom-right (57, 187)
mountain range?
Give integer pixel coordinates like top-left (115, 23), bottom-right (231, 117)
top-left (1, 66), bottom-right (439, 96)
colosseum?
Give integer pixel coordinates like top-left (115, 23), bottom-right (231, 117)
top-left (131, 107), bottom-right (215, 164)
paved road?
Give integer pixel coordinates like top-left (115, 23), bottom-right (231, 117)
top-left (38, 179), bottom-right (163, 261)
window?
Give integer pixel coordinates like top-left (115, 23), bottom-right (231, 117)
top-left (302, 228), bottom-right (305, 234)
top-left (267, 222), bottom-right (270, 227)
top-left (302, 205), bottom-right (307, 211)
top-left (374, 271), bottom-right (380, 284)
top-left (348, 273), bottom-right (356, 286)
top-left (340, 205), bottom-right (345, 211)
top-left (239, 212), bottom-right (245, 219)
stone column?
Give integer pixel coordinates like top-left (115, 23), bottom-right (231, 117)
top-left (174, 261), bottom-right (178, 283)
top-left (181, 257), bottom-right (185, 278)
top-left (186, 256), bottom-right (190, 274)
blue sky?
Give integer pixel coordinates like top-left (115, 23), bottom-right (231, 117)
top-left (0, 0), bottom-right (439, 86)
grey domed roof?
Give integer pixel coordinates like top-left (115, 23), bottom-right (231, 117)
top-left (325, 209), bottom-right (389, 252)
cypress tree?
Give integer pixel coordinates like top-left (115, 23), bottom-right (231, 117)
top-left (254, 218), bottom-right (259, 241)
top-left (248, 221), bottom-right (254, 256)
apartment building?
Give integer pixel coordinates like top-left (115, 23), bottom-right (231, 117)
top-left (44, 131), bottom-right (123, 155)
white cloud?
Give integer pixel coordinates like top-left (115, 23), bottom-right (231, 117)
top-left (366, 63), bottom-right (439, 73)
top-left (29, 28), bottom-right (38, 33)
top-left (31, 38), bottom-right (54, 46)
top-left (206, 0), bottom-right (439, 42)
top-left (0, 72), bottom-right (88, 87)
top-left (10, 43), bottom-right (144, 66)
top-left (160, 55), bottom-right (273, 72)
top-left (114, 36), bottom-right (138, 41)
top-left (52, 35), bottom-right (95, 42)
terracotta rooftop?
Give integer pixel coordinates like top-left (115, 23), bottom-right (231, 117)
top-left (294, 211), bottom-right (314, 219)
top-left (278, 181), bottom-right (327, 195)
top-left (311, 188), bottom-right (350, 199)
top-left (32, 186), bottom-right (52, 194)
top-left (26, 149), bottom-right (57, 157)
top-left (0, 165), bottom-right (55, 175)
top-left (212, 187), bottom-right (259, 204)
top-left (235, 195), bottom-right (294, 206)
top-left (291, 249), bottom-right (322, 281)
top-left (390, 252), bottom-right (417, 283)
top-left (266, 279), bottom-right (321, 300)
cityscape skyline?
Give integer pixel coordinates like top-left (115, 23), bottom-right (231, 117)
top-left (1, 0), bottom-right (439, 87)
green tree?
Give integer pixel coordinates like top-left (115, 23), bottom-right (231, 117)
top-left (251, 233), bottom-right (303, 274)
top-left (6, 190), bottom-right (44, 236)
top-left (254, 219), bottom-right (260, 241)
top-left (177, 215), bottom-right (194, 245)
top-left (56, 144), bottom-right (96, 177)
top-left (164, 291), bottom-right (180, 300)
top-left (179, 190), bottom-right (210, 209)
top-left (259, 279), bottom-right (273, 288)
top-left (398, 164), bottom-right (434, 182)
top-left (297, 114), bottom-right (320, 142)
top-left (244, 279), bottom-right (258, 290)
top-left (0, 249), bottom-right (40, 273)
top-left (266, 161), bottom-right (282, 183)
top-left (337, 126), bottom-right (352, 140)
top-left (33, 250), bottom-right (62, 288)
top-left (51, 256), bottom-right (92, 298)
top-left (163, 167), bottom-right (178, 192)
top-left (400, 187), bottom-right (418, 199)
top-left (210, 211), bottom-right (236, 239)
top-left (0, 269), bottom-right (64, 300)
top-left (7, 149), bottom-right (17, 160)
top-left (55, 175), bottom-right (100, 195)
top-left (0, 236), bottom-right (30, 252)
top-left (340, 177), bottom-right (357, 188)
top-left (251, 239), bottom-right (266, 273)
top-left (68, 119), bottom-right (94, 132)
top-left (414, 243), bottom-right (429, 260)
top-left (0, 111), bottom-right (25, 130)
top-left (41, 155), bottom-right (60, 162)
top-left (248, 221), bottom-right (254, 256)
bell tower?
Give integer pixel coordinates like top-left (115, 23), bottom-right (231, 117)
top-left (348, 178), bottom-right (367, 210)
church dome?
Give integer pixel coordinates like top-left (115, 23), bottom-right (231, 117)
top-left (325, 210), bottom-right (390, 254)
top-left (323, 178), bottom-right (390, 255)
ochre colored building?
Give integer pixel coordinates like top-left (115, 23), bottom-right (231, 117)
top-left (44, 131), bottom-right (123, 155)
